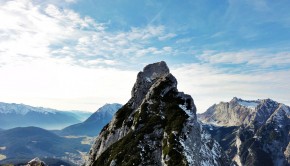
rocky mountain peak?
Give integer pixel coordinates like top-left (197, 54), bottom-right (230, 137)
top-left (130, 61), bottom-right (170, 109)
top-left (198, 97), bottom-right (283, 127)
top-left (86, 61), bottom-right (229, 166)
top-left (85, 103), bottom-right (122, 123)
top-left (199, 98), bottom-right (290, 166)
top-left (137, 61), bottom-right (169, 80)
top-left (230, 96), bottom-right (239, 102)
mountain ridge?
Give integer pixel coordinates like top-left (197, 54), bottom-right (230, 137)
top-left (199, 97), bottom-right (290, 166)
top-left (86, 61), bottom-right (229, 166)
top-left (60, 103), bottom-right (122, 136)
top-left (0, 102), bottom-right (58, 115)
top-left (198, 97), bottom-right (287, 127)
top-left (0, 102), bottom-right (91, 130)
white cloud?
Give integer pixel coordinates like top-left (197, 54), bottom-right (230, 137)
top-left (199, 50), bottom-right (290, 69)
top-left (245, 0), bottom-right (270, 12)
top-left (175, 38), bottom-right (192, 44)
top-left (0, 0), bottom-right (176, 69)
top-left (79, 59), bottom-right (118, 66)
top-left (1, 0), bottom-right (289, 114)
top-left (158, 33), bottom-right (176, 41)
top-left (0, 0), bottom-right (177, 111)
top-left (162, 46), bottom-right (172, 52)
top-left (65, 0), bottom-right (77, 3)
top-left (172, 63), bottom-right (290, 113)
top-left (0, 58), bottom-right (136, 111)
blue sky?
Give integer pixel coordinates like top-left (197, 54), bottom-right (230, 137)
top-left (0, 0), bottom-right (290, 112)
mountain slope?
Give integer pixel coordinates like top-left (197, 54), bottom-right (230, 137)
top-left (198, 97), bottom-right (290, 166)
top-left (61, 103), bottom-right (122, 136)
top-left (67, 110), bottom-right (93, 122)
top-left (0, 126), bottom-right (90, 165)
top-left (86, 61), bottom-right (229, 166)
top-left (0, 102), bottom-right (81, 129)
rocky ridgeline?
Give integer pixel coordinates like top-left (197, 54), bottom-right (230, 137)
top-left (199, 97), bottom-right (290, 166)
top-left (86, 61), bottom-right (229, 166)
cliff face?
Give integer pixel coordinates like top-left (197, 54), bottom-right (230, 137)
top-left (86, 61), bottom-right (229, 166)
top-left (199, 97), bottom-right (290, 166)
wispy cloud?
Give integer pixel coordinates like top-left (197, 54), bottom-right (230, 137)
top-left (199, 49), bottom-right (290, 71)
top-left (175, 38), bottom-right (192, 44)
top-left (52, 25), bottom-right (174, 61)
top-left (172, 63), bottom-right (290, 112)
top-left (247, 0), bottom-right (270, 12)
top-left (1, 0), bottom-right (290, 113)
top-left (0, 0), bottom-right (176, 68)
top-left (0, 0), bottom-right (178, 111)
top-left (158, 33), bottom-right (176, 41)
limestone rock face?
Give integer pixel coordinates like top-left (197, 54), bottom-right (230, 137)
top-left (86, 61), bottom-right (229, 166)
top-left (130, 61), bottom-right (170, 109)
top-left (199, 97), bottom-right (290, 166)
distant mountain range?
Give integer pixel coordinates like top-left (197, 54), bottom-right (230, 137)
top-left (198, 97), bottom-right (290, 166)
top-left (0, 103), bottom-right (121, 165)
top-left (0, 102), bottom-right (92, 130)
top-left (0, 126), bottom-right (90, 165)
top-left (60, 103), bottom-right (122, 136)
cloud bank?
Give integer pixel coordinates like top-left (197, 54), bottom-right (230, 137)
top-left (1, 0), bottom-right (290, 112)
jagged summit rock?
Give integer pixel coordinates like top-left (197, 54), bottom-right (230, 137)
top-left (198, 97), bottom-right (288, 127)
top-left (26, 157), bottom-right (47, 166)
top-left (199, 97), bottom-right (290, 166)
top-left (86, 61), bottom-right (229, 166)
top-left (130, 61), bottom-right (170, 109)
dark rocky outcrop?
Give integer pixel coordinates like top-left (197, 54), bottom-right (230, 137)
top-left (86, 61), bottom-right (229, 166)
top-left (26, 157), bottom-right (47, 166)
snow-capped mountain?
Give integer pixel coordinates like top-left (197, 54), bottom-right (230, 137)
top-left (85, 103), bottom-right (122, 122)
top-left (0, 102), bottom-right (58, 115)
top-left (198, 97), bottom-right (290, 166)
top-left (61, 103), bottom-right (122, 136)
top-left (86, 61), bottom-right (229, 166)
top-left (0, 102), bottom-right (81, 129)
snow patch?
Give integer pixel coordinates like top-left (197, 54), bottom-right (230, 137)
top-left (179, 104), bottom-right (193, 117)
top-left (200, 131), bottom-right (222, 166)
top-left (238, 101), bottom-right (259, 109)
top-left (233, 137), bottom-right (242, 166)
top-left (0, 102), bottom-right (57, 115)
top-left (145, 77), bottom-right (152, 83)
top-left (179, 137), bottom-right (195, 165)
